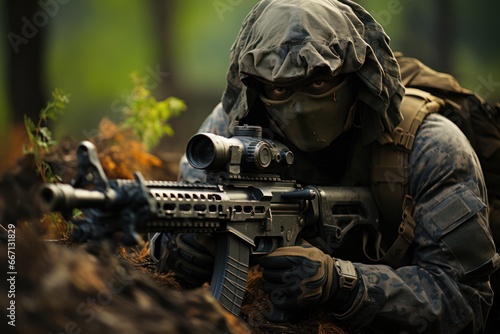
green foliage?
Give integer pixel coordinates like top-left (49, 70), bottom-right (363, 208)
top-left (120, 72), bottom-right (186, 150)
top-left (24, 89), bottom-right (70, 183)
top-left (171, 1), bottom-right (258, 92)
top-left (48, 0), bottom-right (158, 139)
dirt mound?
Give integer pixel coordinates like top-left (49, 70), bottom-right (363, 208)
top-left (0, 136), bottom-right (349, 334)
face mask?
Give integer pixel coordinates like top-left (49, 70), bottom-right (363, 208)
top-left (259, 76), bottom-right (357, 152)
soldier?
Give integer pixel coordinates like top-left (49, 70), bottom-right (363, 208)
top-left (151, 0), bottom-right (499, 332)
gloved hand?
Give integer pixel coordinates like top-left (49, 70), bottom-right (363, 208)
top-left (151, 232), bottom-right (216, 288)
top-left (259, 240), bottom-right (359, 320)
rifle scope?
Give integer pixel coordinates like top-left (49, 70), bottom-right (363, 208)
top-left (186, 125), bottom-right (294, 174)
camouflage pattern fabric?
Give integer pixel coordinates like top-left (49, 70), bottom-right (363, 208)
top-left (179, 110), bottom-right (498, 333)
top-left (175, 0), bottom-right (499, 332)
top-left (338, 113), bottom-right (497, 333)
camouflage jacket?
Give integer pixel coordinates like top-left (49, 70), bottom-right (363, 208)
top-left (179, 103), bottom-right (498, 333)
top-left (178, 0), bottom-right (499, 332)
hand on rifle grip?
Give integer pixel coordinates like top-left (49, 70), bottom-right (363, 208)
top-left (259, 240), bottom-right (359, 322)
top-left (151, 232), bottom-right (216, 288)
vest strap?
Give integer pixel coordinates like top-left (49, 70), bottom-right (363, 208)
top-left (370, 88), bottom-right (443, 267)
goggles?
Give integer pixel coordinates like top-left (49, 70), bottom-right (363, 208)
top-left (258, 75), bottom-right (350, 105)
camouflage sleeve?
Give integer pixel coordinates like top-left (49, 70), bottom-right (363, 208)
top-left (178, 103), bottom-right (231, 182)
top-left (336, 114), bottom-right (499, 333)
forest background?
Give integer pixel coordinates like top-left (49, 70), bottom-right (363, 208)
top-left (1, 0), bottom-right (499, 171)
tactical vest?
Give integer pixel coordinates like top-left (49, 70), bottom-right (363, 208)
top-left (370, 54), bottom-right (500, 267)
top-left (370, 88), bottom-right (444, 267)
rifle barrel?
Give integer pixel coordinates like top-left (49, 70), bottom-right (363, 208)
top-left (39, 183), bottom-right (108, 212)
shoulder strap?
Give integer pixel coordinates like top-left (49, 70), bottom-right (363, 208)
top-left (369, 88), bottom-right (444, 267)
top-left (377, 88), bottom-right (444, 149)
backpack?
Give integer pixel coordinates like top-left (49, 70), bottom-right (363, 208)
top-left (371, 53), bottom-right (500, 267)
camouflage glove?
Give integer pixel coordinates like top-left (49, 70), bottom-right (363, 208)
top-left (152, 232), bottom-right (216, 288)
top-left (259, 241), bottom-right (359, 321)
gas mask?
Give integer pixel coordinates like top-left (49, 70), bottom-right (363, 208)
top-left (259, 75), bottom-right (357, 152)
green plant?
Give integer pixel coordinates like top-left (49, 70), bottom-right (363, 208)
top-left (120, 72), bottom-right (186, 150)
top-left (22, 88), bottom-right (70, 239)
top-left (23, 88), bottom-right (70, 183)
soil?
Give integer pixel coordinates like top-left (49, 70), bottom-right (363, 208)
top-left (0, 129), bottom-right (351, 334)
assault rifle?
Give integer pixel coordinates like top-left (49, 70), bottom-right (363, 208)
top-left (38, 124), bottom-right (379, 320)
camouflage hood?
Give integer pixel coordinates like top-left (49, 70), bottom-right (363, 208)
top-left (221, 0), bottom-right (404, 144)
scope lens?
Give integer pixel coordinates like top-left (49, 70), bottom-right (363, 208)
top-left (255, 143), bottom-right (272, 169)
top-left (186, 135), bottom-right (216, 169)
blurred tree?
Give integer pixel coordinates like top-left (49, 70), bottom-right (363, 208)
top-left (148, 0), bottom-right (176, 99)
top-left (2, 0), bottom-right (498, 171)
top-left (155, 0), bottom-right (259, 153)
top-left (435, 0), bottom-right (455, 74)
top-left (1, 0), bottom-right (49, 171)
top-left (5, 0), bottom-right (47, 125)
top-left (357, 0), bottom-right (500, 103)
top-left (45, 0), bottom-right (157, 139)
